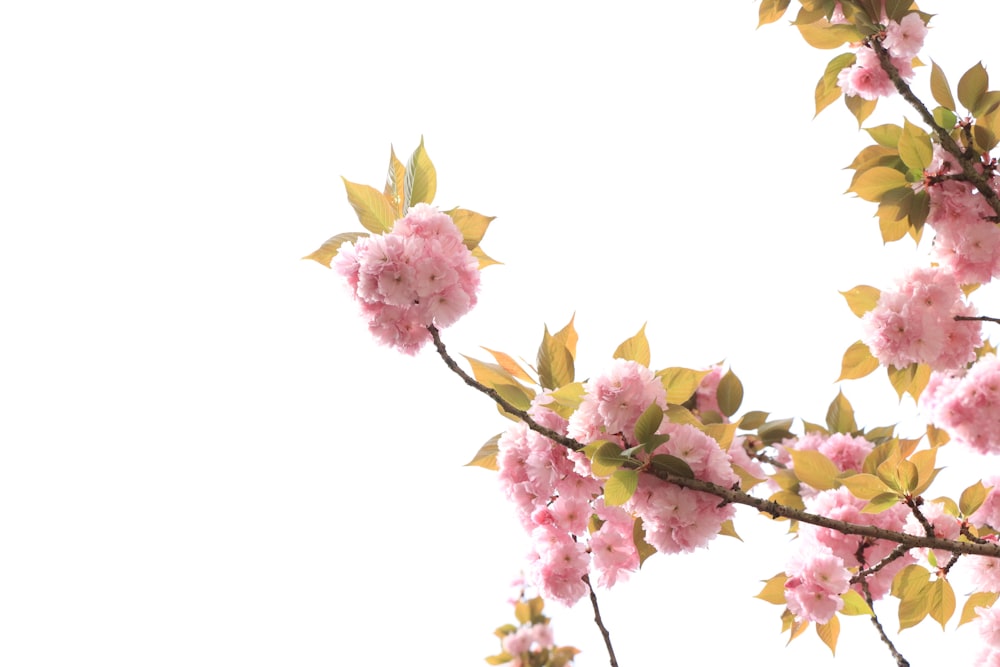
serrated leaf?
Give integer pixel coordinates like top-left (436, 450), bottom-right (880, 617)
top-left (841, 589), bottom-right (874, 616)
top-left (605, 469), bottom-right (638, 506)
top-left (445, 207), bottom-right (495, 250)
top-left (928, 578), bottom-right (956, 630)
top-left (960, 592), bottom-right (1000, 627)
top-left (717, 369), bottom-right (744, 417)
top-left (383, 145), bottom-right (407, 218)
top-left (840, 285), bottom-right (881, 317)
top-left (826, 390), bottom-right (857, 434)
top-left (840, 473), bottom-right (894, 500)
top-left (789, 449), bottom-right (841, 491)
top-left (816, 615), bottom-right (840, 656)
top-left (650, 454), bottom-right (694, 479)
top-left (757, 0), bottom-right (792, 27)
top-left (537, 326), bottom-right (574, 390)
top-left (838, 340), bottom-right (879, 381)
top-left (930, 61), bottom-right (956, 111)
top-left (958, 62), bottom-right (988, 114)
top-left (614, 323), bottom-right (650, 367)
top-left (480, 347), bottom-right (535, 384)
top-left (960, 480), bottom-right (990, 517)
top-left (657, 367), bottom-right (711, 404)
top-left (633, 517), bottom-right (657, 566)
top-left (342, 178), bottom-right (397, 233)
top-left (634, 403), bottom-right (665, 446)
top-left (755, 573), bottom-right (788, 605)
top-left (303, 231), bottom-right (369, 267)
top-left (465, 434), bottom-right (501, 470)
top-left (848, 168), bottom-right (909, 202)
top-left (404, 137), bottom-right (436, 207)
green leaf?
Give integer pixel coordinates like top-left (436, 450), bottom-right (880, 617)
top-left (553, 314), bottom-right (579, 361)
top-left (896, 568), bottom-right (932, 631)
top-left (494, 382), bottom-right (533, 412)
top-left (887, 363), bottom-right (918, 400)
top-left (960, 480), bottom-right (990, 517)
top-left (960, 592), bottom-right (1000, 627)
top-left (958, 62), bottom-right (988, 114)
top-left (928, 578), bottom-right (956, 630)
top-left (815, 52), bottom-right (856, 116)
top-left (404, 137), bottom-right (436, 207)
top-left (716, 369), bottom-right (744, 418)
top-left (841, 589), bottom-right (874, 616)
top-left (605, 469), bottom-right (638, 506)
top-left (840, 473), bottom-right (894, 500)
top-left (537, 326), bottom-right (574, 390)
top-left (302, 231), bottom-right (369, 267)
top-left (930, 60), bottom-right (956, 111)
top-left (826, 390), bottom-right (857, 434)
top-left (634, 403), bottom-right (665, 446)
top-left (465, 434), bottom-right (501, 470)
top-left (840, 285), bottom-right (881, 317)
top-left (789, 449), bottom-right (841, 491)
top-left (650, 454), bottom-right (694, 479)
top-left (383, 145), bottom-right (407, 218)
top-left (798, 20), bottom-right (864, 49)
top-left (755, 573), bottom-right (788, 605)
top-left (848, 168), bottom-right (909, 202)
top-left (657, 367), bottom-right (710, 404)
top-left (933, 106), bottom-right (958, 131)
top-left (614, 323), bottom-right (650, 367)
top-left (838, 340), bottom-right (879, 381)
top-left (896, 459), bottom-right (919, 494)
top-left (909, 448), bottom-right (939, 496)
top-left (816, 615), bottom-right (839, 656)
top-left (802, 420), bottom-right (829, 435)
top-left (898, 119), bottom-right (933, 173)
top-left (757, 0), bottom-right (792, 27)
top-left (738, 410), bottom-right (770, 430)
top-left (586, 440), bottom-right (627, 477)
top-left (864, 492), bottom-right (903, 513)
top-left (342, 178), bottom-right (397, 233)
top-left (866, 124), bottom-right (903, 148)
top-left (445, 207), bottom-right (495, 250)
top-left (844, 94), bottom-right (877, 127)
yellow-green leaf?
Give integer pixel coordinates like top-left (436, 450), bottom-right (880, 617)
top-left (909, 448), bottom-right (938, 496)
top-left (757, 0), bottom-right (791, 27)
top-left (958, 62), bottom-right (988, 114)
top-left (465, 434), bottom-right (500, 470)
top-left (928, 578), bottom-right (956, 630)
top-left (838, 340), bottom-right (879, 381)
top-left (789, 449), bottom-right (841, 491)
top-left (718, 519), bottom-right (742, 541)
top-left (798, 20), bottom-right (863, 49)
top-left (342, 177), bottom-right (397, 233)
top-left (960, 592), bottom-right (1000, 627)
top-left (848, 168), bottom-right (909, 202)
top-left (405, 136), bottom-right (436, 207)
top-left (614, 323), bottom-right (650, 367)
top-left (930, 60), bottom-right (956, 111)
top-left (471, 245), bottom-right (501, 269)
top-left (816, 615), bottom-right (840, 656)
top-left (585, 440), bottom-right (626, 477)
top-left (494, 382), bottom-right (534, 412)
top-left (445, 207), bottom-right (495, 250)
top-left (755, 573), bottom-right (788, 605)
top-left (815, 52), bottom-right (855, 116)
top-left (960, 480), bottom-right (990, 517)
top-left (634, 403), bottom-right (664, 446)
top-left (840, 473), bottom-right (894, 500)
top-left (553, 314), bottom-right (579, 360)
top-left (840, 285), bottom-right (881, 317)
top-left (844, 94), bottom-right (877, 127)
top-left (480, 347), bottom-right (535, 384)
top-left (864, 492), bottom-right (903, 513)
top-left (888, 364), bottom-right (917, 400)
top-left (537, 326), bottom-right (574, 390)
top-left (302, 231), bottom-right (369, 267)
top-left (383, 145), bottom-right (407, 218)
top-left (633, 517), bottom-right (657, 566)
top-left (841, 589), bottom-right (874, 616)
top-left (605, 469), bottom-right (638, 506)
top-left (866, 124), bottom-right (903, 148)
top-left (717, 368), bottom-right (744, 417)
top-left (657, 367), bottom-right (711, 404)
top-left (898, 118), bottom-right (933, 173)
top-left (826, 390), bottom-right (857, 434)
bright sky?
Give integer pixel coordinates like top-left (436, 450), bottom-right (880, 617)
top-left (4, 1), bottom-right (1000, 665)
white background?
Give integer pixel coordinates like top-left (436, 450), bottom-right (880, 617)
top-left (3, 1), bottom-right (1000, 665)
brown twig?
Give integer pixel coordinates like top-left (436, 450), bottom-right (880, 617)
top-left (583, 575), bottom-right (618, 667)
top-left (956, 315), bottom-right (1000, 325)
top-left (860, 577), bottom-right (910, 667)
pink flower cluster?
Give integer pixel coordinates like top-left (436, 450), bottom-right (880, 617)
top-left (925, 146), bottom-right (1000, 284)
top-left (693, 365), bottom-right (726, 420)
top-left (501, 621), bottom-right (555, 661)
top-left (497, 360), bottom-right (740, 606)
top-left (779, 432), bottom-right (873, 479)
top-left (903, 500), bottom-right (961, 567)
top-left (861, 266), bottom-right (982, 371)
top-left (333, 204), bottom-right (480, 354)
top-left (837, 14), bottom-right (926, 100)
top-left (785, 488), bottom-right (913, 622)
top-left (920, 356), bottom-right (1000, 454)
top-left (977, 606), bottom-right (1000, 666)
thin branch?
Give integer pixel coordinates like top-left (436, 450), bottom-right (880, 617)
top-left (869, 39), bottom-right (1000, 219)
top-left (584, 575), bottom-right (618, 667)
top-left (860, 577), bottom-right (910, 667)
top-left (852, 543), bottom-right (908, 583)
top-left (905, 497), bottom-right (936, 538)
top-left (429, 327), bottom-right (1000, 559)
top-left (956, 314), bottom-right (1000, 325)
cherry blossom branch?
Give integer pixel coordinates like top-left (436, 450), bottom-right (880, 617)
top-left (860, 576), bottom-right (910, 667)
top-left (429, 328), bottom-right (1000, 559)
top-left (870, 38), bottom-right (1000, 218)
top-left (905, 497), bottom-right (936, 538)
top-left (956, 314), bottom-right (1000, 325)
top-left (583, 575), bottom-right (618, 667)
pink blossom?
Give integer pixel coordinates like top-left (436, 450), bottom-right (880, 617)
top-left (904, 500), bottom-right (961, 566)
top-left (980, 605), bottom-right (1000, 650)
top-left (589, 521), bottom-right (639, 588)
top-left (693, 365), bottom-right (724, 418)
top-left (784, 543), bottom-right (851, 624)
top-left (837, 46), bottom-right (913, 101)
top-left (333, 204), bottom-right (480, 354)
top-left (920, 356), bottom-right (1000, 454)
top-left (568, 359), bottom-right (667, 445)
top-left (883, 14), bottom-right (928, 59)
top-left (971, 477), bottom-right (1000, 529)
